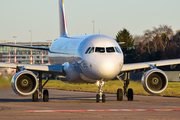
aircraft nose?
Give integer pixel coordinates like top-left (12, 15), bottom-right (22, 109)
top-left (94, 55), bottom-right (123, 79)
top-left (98, 61), bottom-right (120, 79)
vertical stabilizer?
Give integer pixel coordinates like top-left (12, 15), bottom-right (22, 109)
top-left (59, 0), bottom-right (68, 37)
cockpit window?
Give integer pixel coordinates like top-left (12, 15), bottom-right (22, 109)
top-left (89, 47), bottom-right (94, 53)
top-left (85, 47), bottom-right (91, 54)
top-left (95, 47), bottom-right (105, 53)
top-left (85, 47), bottom-right (120, 54)
top-left (106, 47), bottom-right (115, 53)
top-left (115, 47), bottom-right (121, 53)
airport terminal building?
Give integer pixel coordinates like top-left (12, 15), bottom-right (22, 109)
top-left (0, 42), bottom-right (50, 65)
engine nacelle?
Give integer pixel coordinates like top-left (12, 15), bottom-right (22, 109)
top-left (11, 70), bottom-right (38, 96)
top-left (141, 68), bottom-right (168, 94)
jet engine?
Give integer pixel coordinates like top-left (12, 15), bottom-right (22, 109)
top-left (141, 68), bottom-right (168, 94)
top-left (11, 70), bottom-right (38, 96)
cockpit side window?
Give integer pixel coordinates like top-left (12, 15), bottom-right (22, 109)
top-left (89, 47), bottom-right (94, 53)
top-left (95, 47), bottom-right (105, 53)
top-left (106, 47), bottom-right (115, 53)
top-left (115, 47), bottom-right (121, 53)
top-left (85, 47), bottom-right (91, 54)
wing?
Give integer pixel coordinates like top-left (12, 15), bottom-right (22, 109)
top-left (121, 58), bottom-right (180, 72)
top-left (0, 62), bottom-right (65, 75)
top-left (0, 44), bottom-right (49, 51)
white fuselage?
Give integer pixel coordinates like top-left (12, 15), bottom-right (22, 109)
top-left (48, 34), bottom-right (124, 83)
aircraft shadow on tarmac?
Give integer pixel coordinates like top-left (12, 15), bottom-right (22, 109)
top-left (0, 98), bottom-right (33, 102)
top-left (0, 96), bottom-right (118, 102)
top-left (0, 97), bottom-right (93, 102)
top-left (0, 98), bottom-right (65, 102)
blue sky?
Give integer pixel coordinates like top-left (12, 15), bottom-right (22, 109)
top-left (0, 0), bottom-right (180, 42)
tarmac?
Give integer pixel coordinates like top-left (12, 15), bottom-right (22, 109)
top-left (0, 87), bottom-right (180, 120)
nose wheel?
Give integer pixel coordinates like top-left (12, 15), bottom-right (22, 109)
top-left (96, 94), bottom-right (100, 102)
top-left (102, 94), bottom-right (106, 102)
top-left (96, 93), bottom-right (106, 102)
top-left (96, 80), bottom-right (106, 102)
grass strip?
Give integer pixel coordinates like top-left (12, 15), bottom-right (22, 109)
top-left (43, 80), bottom-right (180, 97)
top-left (0, 74), bottom-right (180, 97)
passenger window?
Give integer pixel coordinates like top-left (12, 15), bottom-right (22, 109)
top-left (85, 47), bottom-right (91, 54)
top-left (95, 47), bottom-right (105, 53)
top-left (115, 47), bottom-right (121, 53)
top-left (106, 47), bottom-right (115, 53)
top-left (89, 47), bottom-right (94, 53)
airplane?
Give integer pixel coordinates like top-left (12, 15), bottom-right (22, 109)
top-left (1, 0), bottom-right (180, 102)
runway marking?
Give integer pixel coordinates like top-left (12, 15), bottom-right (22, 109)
top-left (25, 109), bottom-right (180, 113)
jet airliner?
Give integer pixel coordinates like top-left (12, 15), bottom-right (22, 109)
top-left (1, 0), bottom-right (180, 102)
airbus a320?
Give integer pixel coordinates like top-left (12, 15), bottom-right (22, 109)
top-left (0, 0), bottom-right (180, 102)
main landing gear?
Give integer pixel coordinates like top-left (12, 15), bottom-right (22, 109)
top-left (95, 80), bottom-right (106, 103)
top-left (32, 72), bottom-right (53, 102)
top-left (117, 71), bottom-right (133, 101)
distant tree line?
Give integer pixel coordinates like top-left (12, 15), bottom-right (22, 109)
top-left (116, 25), bottom-right (180, 64)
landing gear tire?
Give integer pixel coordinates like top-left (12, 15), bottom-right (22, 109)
top-left (32, 90), bottom-right (38, 102)
top-left (102, 94), bottom-right (106, 102)
top-left (117, 88), bottom-right (123, 101)
top-left (127, 88), bottom-right (133, 101)
top-left (43, 89), bottom-right (49, 102)
top-left (96, 94), bottom-right (100, 102)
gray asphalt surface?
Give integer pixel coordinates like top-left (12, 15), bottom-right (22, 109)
top-left (0, 87), bottom-right (180, 120)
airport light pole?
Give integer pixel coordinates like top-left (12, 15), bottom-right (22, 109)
top-left (29, 30), bottom-right (32, 64)
top-left (9, 42), bottom-right (10, 63)
top-left (41, 44), bottom-right (44, 65)
top-left (92, 21), bottom-right (95, 34)
top-left (46, 40), bottom-right (52, 48)
top-left (13, 36), bottom-right (17, 63)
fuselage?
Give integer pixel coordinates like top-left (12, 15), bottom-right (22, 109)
top-left (48, 34), bottom-right (124, 83)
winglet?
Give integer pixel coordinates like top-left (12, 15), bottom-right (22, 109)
top-left (59, 0), bottom-right (68, 37)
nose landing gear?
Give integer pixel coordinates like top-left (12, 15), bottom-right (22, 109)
top-left (95, 80), bottom-right (106, 102)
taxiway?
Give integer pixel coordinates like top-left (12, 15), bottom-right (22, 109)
top-left (0, 87), bottom-right (180, 120)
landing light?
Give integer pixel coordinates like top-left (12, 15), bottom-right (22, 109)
top-left (96, 81), bottom-right (100, 86)
top-left (95, 81), bottom-right (105, 86)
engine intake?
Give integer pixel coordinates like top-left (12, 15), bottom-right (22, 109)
top-left (141, 68), bottom-right (168, 94)
top-left (11, 70), bottom-right (38, 96)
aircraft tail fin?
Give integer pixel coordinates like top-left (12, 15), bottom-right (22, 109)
top-left (59, 0), bottom-right (68, 37)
